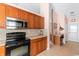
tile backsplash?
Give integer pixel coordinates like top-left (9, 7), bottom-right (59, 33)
top-left (6, 29), bottom-right (46, 37)
top-left (0, 29), bottom-right (47, 44)
top-left (0, 29), bottom-right (6, 45)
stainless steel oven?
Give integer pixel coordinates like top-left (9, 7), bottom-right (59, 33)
top-left (6, 32), bottom-right (30, 56)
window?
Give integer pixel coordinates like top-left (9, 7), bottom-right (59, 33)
top-left (69, 24), bottom-right (77, 32)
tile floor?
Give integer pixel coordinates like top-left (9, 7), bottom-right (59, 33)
top-left (37, 41), bottom-right (79, 56)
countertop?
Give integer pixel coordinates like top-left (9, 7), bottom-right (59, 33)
top-left (27, 35), bottom-right (47, 40)
top-left (0, 43), bottom-right (5, 46)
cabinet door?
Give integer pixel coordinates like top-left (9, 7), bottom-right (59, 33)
top-left (34, 15), bottom-right (41, 29)
top-left (43, 37), bottom-right (47, 50)
top-left (30, 37), bottom-right (47, 56)
top-left (54, 36), bottom-right (60, 46)
top-left (30, 41), bottom-right (38, 56)
top-left (37, 39), bottom-right (43, 53)
top-left (38, 16), bottom-right (42, 29)
top-left (34, 15), bottom-right (44, 29)
top-left (0, 4), bottom-right (6, 28)
top-left (40, 17), bottom-right (44, 29)
top-left (18, 9), bottom-right (24, 21)
top-left (34, 15), bottom-right (38, 29)
top-left (41, 39), bottom-right (45, 51)
top-left (24, 11), bottom-right (28, 21)
top-left (27, 13), bottom-right (34, 29)
top-left (37, 37), bottom-right (47, 53)
top-left (45, 37), bottom-right (47, 49)
top-left (0, 46), bottom-right (5, 56)
top-left (18, 10), bottom-right (28, 21)
top-left (6, 5), bottom-right (18, 18)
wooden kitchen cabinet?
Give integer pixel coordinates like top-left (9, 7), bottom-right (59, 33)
top-left (27, 14), bottom-right (43, 29)
top-left (33, 15), bottom-right (44, 29)
top-left (30, 40), bottom-right (38, 56)
top-left (34, 15), bottom-right (39, 29)
top-left (40, 17), bottom-right (44, 29)
top-left (37, 39), bottom-right (43, 53)
top-left (6, 5), bottom-right (19, 18)
top-left (27, 13), bottom-right (44, 29)
top-left (27, 13), bottom-right (34, 29)
top-left (0, 3), bottom-right (44, 29)
top-left (30, 37), bottom-right (47, 56)
top-left (18, 9), bottom-right (28, 21)
top-left (37, 16), bottom-right (42, 29)
top-left (0, 4), bottom-right (6, 28)
top-left (53, 36), bottom-right (60, 46)
top-left (0, 46), bottom-right (5, 56)
top-left (43, 37), bottom-right (47, 50)
top-left (34, 15), bottom-right (44, 29)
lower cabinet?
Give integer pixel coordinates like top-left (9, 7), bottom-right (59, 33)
top-left (30, 37), bottom-right (47, 56)
top-left (0, 46), bottom-right (5, 56)
top-left (53, 36), bottom-right (60, 46)
top-left (30, 40), bottom-right (38, 56)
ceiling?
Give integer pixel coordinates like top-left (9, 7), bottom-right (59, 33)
top-left (52, 3), bottom-right (79, 18)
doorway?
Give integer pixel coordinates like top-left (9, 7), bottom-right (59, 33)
top-left (67, 23), bottom-right (79, 42)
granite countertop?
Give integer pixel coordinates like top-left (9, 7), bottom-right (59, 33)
top-left (0, 43), bottom-right (5, 46)
top-left (26, 35), bottom-right (47, 40)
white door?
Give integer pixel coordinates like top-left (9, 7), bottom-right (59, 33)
top-left (68, 23), bottom-right (78, 42)
top-left (77, 24), bottom-right (79, 42)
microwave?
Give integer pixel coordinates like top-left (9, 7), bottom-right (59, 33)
top-left (6, 17), bottom-right (27, 29)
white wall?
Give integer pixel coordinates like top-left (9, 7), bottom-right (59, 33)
top-left (52, 4), bottom-right (64, 35)
top-left (52, 4), bottom-right (66, 44)
top-left (40, 3), bottom-right (50, 49)
top-left (49, 4), bottom-right (53, 34)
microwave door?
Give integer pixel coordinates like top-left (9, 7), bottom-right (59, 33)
top-left (23, 22), bottom-right (27, 28)
top-left (7, 20), bottom-right (17, 29)
top-left (6, 20), bottom-right (24, 29)
top-left (16, 21), bottom-right (23, 29)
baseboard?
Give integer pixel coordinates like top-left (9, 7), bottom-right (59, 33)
top-left (67, 40), bottom-right (79, 43)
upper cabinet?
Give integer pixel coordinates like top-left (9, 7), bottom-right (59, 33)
top-left (6, 5), bottom-right (19, 18)
top-left (0, 4), bottom-right (6, 29)
top-left (40, 17), bottom-right (44, 29)
top-left (34, 15), bottom-right (39, 29)
top-left (0, 4), bottom-right (44, 29)
top-left (27, 13), bottom-right (34, 29)
top-left (18, 9), bottom-right (28, 21)
top-left (27, 14), bottom-right (44, 29)
top-left (34, 15), bottom-right (44, 29)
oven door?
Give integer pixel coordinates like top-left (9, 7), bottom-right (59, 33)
top-left (11, 45), bottom-right (28, 56)
top-left (6, 40), bottom-right (30, 56)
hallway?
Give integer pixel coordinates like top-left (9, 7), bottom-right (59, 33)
top-left (38, 41), bottom-right (79, 56)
